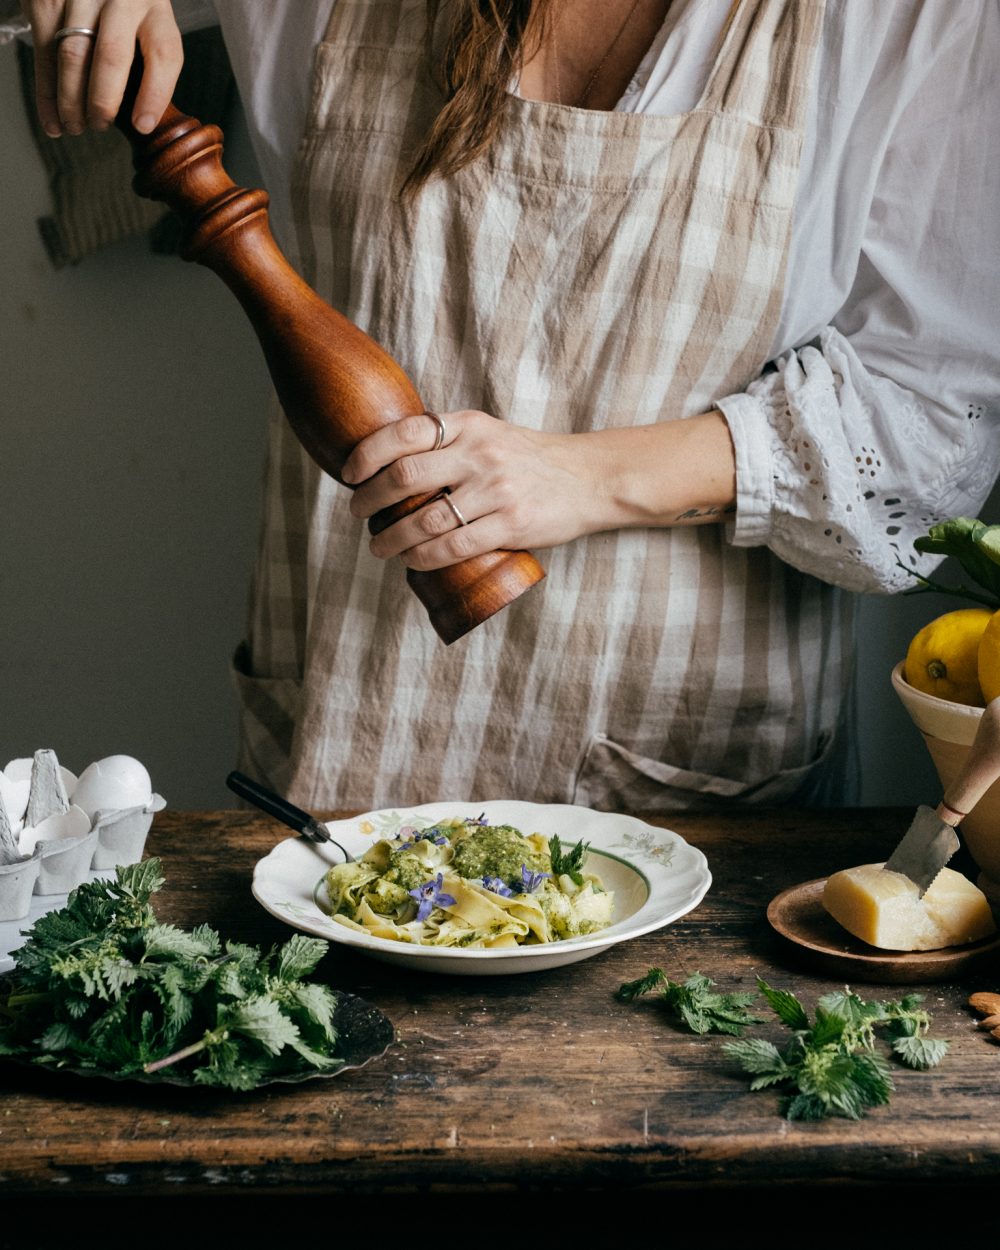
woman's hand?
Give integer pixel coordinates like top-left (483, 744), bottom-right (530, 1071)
top-left (342, 408), bottom-right (738, 571)
top-left (20, 0), bottom-right (182, 138)
top-left (343, 410), bottom-right (602, 570)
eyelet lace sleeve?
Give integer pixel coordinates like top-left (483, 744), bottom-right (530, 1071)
top-left (720, 338), bottom-right (997, 592)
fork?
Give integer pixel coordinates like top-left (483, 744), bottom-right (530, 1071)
top-left (225, 771), bottom-right (355, 862)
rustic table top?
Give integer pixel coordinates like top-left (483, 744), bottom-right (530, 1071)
top-left (2, 807), bottom-right (999, 1204)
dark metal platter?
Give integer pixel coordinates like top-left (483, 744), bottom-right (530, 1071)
top-left (0, 985), bottom-right (394, 1089)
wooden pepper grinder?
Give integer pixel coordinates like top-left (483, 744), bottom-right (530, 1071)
top-left (115, 90), bottom-right (544, 644)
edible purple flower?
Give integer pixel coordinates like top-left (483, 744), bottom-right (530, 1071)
top-left (513, 864), bottom-right (550, 895)
top-left (482, 875), bottom-right (513, 898)
top-left (408, 873), bottom-right (456, 922)
top-left (395, 826), bottom-right (448, 847)
top-left (465, 811), bottom-right (490, 826)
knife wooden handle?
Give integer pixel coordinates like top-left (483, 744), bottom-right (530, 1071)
top-left (939, 697), bottom-right (1000, 824)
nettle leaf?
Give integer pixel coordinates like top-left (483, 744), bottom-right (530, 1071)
top-left (116, 859), bottom-right (166, 904)
top-left (143, 924), bottom-right (218, 961)
top-left (723, 1037), bottom-right (785, 1075)
top-left (757, 979), bottom-right (809, 1031)
top-left (786, 1093), bottom-right (828, 1121)
top-left (616, 968), bottom-right (667, 1002)
top-left (678, 1002), bottom-right (712, 1034)
top-left (64, 995), bottom-right (90, 1020)
top-left (892, 1036), bottom-right (949, 1070)
top-left (216, 961), bottom-right (251, 1001)
top-left (38, 1021), bottom-right (78, 1051)
top-left (223, 997), bottom-right (301, 1056)
top-left (810, 1008), bottom-right (847, 1048)
top-left (287, 982), bottom-right (337, 1039)
top-left (275, 935), bottom-right (328, 983)
top-left (287, 1035), bottom-right (341, 1070)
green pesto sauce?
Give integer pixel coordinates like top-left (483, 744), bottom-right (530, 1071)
top-left (451, 824), bottom-right (545, 885)
top-left (384, 848), bottom-right (431, 893)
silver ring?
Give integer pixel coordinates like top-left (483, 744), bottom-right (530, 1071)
top-left (425, 411), bottom-right (446, 451)
top-left (54, 26), bottom-right (98, 43)
top-left (442, 490), bottom-right (468, 527)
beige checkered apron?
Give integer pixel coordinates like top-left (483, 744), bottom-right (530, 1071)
top-left (233, 0), bottom-right (852, 813)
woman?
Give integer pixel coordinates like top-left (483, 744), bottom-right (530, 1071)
top-left (14, 0), bottom-right (1000, 812)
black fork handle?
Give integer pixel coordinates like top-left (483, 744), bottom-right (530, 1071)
top-left (226, 770), bottom-right (328, 842)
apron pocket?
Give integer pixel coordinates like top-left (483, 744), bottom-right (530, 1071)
top-left (572, 731), bottom-right (836, 814)
top-left (230, 641), bottom-right (302, 794)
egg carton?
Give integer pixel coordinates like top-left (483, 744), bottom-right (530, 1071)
top-left (0, 751), bottom-right (165, 922)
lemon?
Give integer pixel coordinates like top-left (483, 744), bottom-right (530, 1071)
top-left (904, 608), bottom-right (991, 705)
top-left (978, 609), bottom-right (1000, 703)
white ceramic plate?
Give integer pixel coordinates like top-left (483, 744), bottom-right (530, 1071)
top-left (252, 801), bottom-right (712, 976)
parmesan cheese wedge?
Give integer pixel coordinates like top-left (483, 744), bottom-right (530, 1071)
top-left (822, 863), bottom-right (996, 951)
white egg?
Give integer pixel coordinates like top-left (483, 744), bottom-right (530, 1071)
top-left (19, 805), bottom-right (91, 857)
top-left (70, 756), bottom-right (153, 820)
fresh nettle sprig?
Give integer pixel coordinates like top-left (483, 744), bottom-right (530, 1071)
top-left (0, 860), bottom-right (344, 1090)
top-left (548, 836), bottom-right (591, 887)
top-left (617, 970), bottom-right (949, 1121)
top-left (726, 981), bottom-right (949, 1121)
top-left (616, 969), bottom-right (766, 1036)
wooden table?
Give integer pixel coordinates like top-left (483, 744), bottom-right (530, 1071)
top-left (3, 808), bottom-right (999, 1236)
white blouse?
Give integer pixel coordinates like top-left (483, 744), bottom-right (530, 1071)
top-left (6, 0), bottom-right (998, 593)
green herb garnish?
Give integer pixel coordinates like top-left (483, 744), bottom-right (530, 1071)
top-left (548, 835), bottom-right (591, 887)
top-left (616, 969), bottom-right (765, 1036)
top-left (0, 860), bottom-right (344, 1090)
top-left (724, 981), bottom-right (949, 1120)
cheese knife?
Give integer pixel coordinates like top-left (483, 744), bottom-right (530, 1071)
top-left (885, 696), bottom-right (1000, 895)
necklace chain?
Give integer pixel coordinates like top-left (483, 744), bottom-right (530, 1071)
top-left (552, 0), bottom-right (647, 109)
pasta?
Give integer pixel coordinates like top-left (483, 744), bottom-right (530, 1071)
top-left (325, 816), bottom-right (614, 948)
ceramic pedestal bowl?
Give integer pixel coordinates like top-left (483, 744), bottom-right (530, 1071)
top-left (892, 661), bottom-right (1000, 904)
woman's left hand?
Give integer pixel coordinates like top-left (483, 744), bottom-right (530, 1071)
top-left (342, 410), bottom-right (603, 570)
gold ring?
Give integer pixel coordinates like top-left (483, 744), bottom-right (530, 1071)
top-left (442, 490), bottom-right (468, 527)
top-left (425, 411), bottom-right (446, 451)
top-left (55, 26), bottom-right (98, 42)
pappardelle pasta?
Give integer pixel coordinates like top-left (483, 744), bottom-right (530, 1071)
top-left (325, 816), bottom-right (614, 948)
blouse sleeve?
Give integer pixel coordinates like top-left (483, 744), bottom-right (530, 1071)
top-left (717, 2), bottom-right (1000, 596)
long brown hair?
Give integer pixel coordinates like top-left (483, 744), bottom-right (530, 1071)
top-left (403, 0), bottom-right (741, 197)
top-left (402, 0), bottom-right (555, 197)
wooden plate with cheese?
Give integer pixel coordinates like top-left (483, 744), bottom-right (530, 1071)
top-left (767, 878), bottom-right (1000, 983)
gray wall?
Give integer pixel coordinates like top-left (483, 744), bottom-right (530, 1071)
top-left (1, 51), bottom-right (268, 809)
top-left (1, 49), bottom-right (991, 810)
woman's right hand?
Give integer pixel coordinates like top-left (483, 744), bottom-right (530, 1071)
top-left (19, 0), bottom-right (182, 138)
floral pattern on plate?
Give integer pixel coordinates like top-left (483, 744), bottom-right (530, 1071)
top-left (252, 800), bottom-right (711, 977)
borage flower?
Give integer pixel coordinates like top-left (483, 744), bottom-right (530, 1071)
top-left (408, 872), bottom-right (457, 922)
top-left (396, 826), bottom-right (448, 847)
top-left (482, 875), bottom-right (513, 898)
top-left (513, 864), bottom-right (550, 895)
top-left (465, 812), bottom-right (490, 827)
